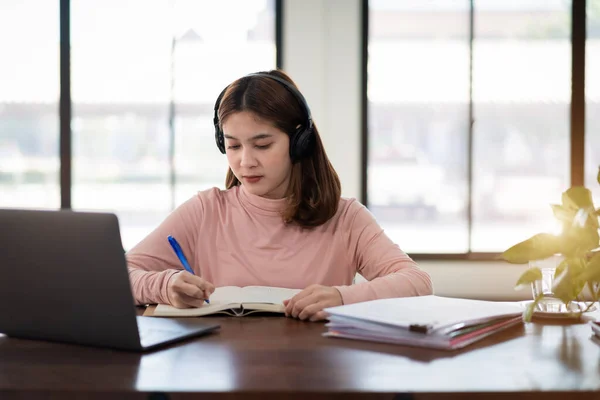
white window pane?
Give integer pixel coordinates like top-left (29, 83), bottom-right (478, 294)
top-left (471, 0), bottom-right (571, 251)
top-left (71, 0), bottom-right (173, 251)
top-left (71, 0), bottom-right (276, 250)
top-left (368, 0), bottom-right (470, 253)
top-left (586, 0), bottom-right (600, 204)
top-left (172, 0), bottom-right (276, 205)
top-left (0, 1), bottom-right (60, 210)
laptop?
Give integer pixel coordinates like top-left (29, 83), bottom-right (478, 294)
top-left (0, 208), bottom-right (220, 351)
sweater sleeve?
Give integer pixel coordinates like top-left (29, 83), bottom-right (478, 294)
top-left (125, 194), bottom-right (204, 306)
top-left (334, 200), bottom-right (433, 305)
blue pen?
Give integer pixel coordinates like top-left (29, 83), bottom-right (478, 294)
top-left (167, 235), bottom-right (210, 304)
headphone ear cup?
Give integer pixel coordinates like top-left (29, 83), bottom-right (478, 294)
top-left (215, 124), bottom-right (226, 154)
top-left (290, 126), bottom-right (313, 162)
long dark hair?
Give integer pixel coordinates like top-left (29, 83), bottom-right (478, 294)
top-left (217, 69), bottom-right (341, 228)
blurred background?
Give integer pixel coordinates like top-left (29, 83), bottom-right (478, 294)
top-left (0, 0), bottom-right (599, 260)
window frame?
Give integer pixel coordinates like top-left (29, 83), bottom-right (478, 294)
top-left (362, 0), bottom-right (588, 261)
top-left (58, 0), bottom-right (283, 210)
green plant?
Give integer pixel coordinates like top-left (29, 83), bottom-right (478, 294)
top-left (502, 167), bottom-right (600, 321)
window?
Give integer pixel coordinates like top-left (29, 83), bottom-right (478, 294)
top-left (587, 0), bottom-right (600, 202)
top-left (472, 1), bottom-right (571, 251)
top-left (70, 0), bottom-right (276, 250)
top-left (368, 0), bottom-right (574, 255)
top-left (367, 0), bottom-right (471, 253)
top-left (0, 1), bottom-right (60, 210)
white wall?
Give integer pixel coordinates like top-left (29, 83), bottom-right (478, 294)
top-left (282, 0), bottom-right (362, 200)
top-left (370, 261), bottom-right (532, 301)
top-left (282, 0), bottom-right (535, 302)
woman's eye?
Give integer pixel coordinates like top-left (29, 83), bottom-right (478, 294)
top-left (227, 145), bottom-right (240, 150)
top-left (256, 144), bottom-right (272, 149)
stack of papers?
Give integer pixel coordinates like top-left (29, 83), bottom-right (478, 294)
top-left (323, 295), bottom-right (524, 350)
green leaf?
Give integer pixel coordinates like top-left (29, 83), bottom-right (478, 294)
top-left (572, 208), bottom-right (599, 229)
top-left (560, 225), bottom-right (600, 257)
top-left (515, 267), bottom-right (542, 289)
top-left (502, 233), bottom-right (562, 264)
top-left (597, 166), bottom-right (600, 185)
top-left (561, 187), bottom-right (594, 211)
top-left (524, 294), bottom-right (544, 322)
top-left (523, 302), bottom-right (535, 322)
top-left (580, 253), bottom-right (600, 283)
top-left (569, 256), bottom-right (587, 277)
top-left (554, 259), bottom-right (568, 279)
top-left (590, 252), bottom-right (600, 268)
top-left (553, 277), bottom-right (577, 304)
top-left (553, 257), bottom-right (587, 304)
top-left (591, 211), bottom-right (599, 229)
top-left (551, 204), bottom-right (576, 223)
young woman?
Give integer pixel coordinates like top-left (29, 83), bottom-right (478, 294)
top-left (126, 70), bottom-right (432, 322)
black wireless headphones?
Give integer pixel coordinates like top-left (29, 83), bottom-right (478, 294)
top-left (213, 72), bottom-right (314, 163)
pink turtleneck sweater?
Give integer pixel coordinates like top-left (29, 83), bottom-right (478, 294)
top-left (126, 185), bottom-right (433, 306)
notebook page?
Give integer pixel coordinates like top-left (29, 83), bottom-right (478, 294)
top-left (324, 295), bottom-right (523, 332)
top-left (209, 286), bottom-right (246, 303)
top-left (152, 286), bottom-right (243, 317)
top-left (238, 286), bottom-right (302, 305)
top-left (153, 286), bottom-right (302, 316)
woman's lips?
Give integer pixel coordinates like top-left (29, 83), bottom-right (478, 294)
top-left (243, 176), bottom-right (263, 183)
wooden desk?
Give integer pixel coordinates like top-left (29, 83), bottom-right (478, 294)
top-left (1, 308), bottom-right (600, 399)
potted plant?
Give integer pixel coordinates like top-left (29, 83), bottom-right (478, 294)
top-left (502, 167), bottom-right (600, 321)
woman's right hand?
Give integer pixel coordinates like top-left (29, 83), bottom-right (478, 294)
top-left (166, 271), bottom-right (215, 308)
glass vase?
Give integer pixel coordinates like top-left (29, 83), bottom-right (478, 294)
top-left (529, 255), bottom-right (571, 313)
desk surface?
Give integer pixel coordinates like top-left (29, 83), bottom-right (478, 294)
top-left (1, 308), bottom-right (600, 399)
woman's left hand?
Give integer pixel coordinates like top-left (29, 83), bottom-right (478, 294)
top-left (283, 284), bottom-right (343, 322)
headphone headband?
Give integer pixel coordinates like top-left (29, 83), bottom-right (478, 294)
top-left (213, 72), bottom-right (314, 162)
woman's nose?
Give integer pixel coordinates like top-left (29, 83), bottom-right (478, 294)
top-left (240, 148), bottom-right (258, 167)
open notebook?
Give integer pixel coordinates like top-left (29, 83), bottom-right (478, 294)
top-left (149, 286), bottom-right (302, 317)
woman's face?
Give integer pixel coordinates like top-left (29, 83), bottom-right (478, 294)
top-left (222, 111), bottom-right (293, 199)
